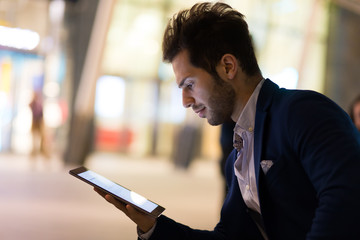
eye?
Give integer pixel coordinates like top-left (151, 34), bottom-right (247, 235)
top-left (185, 82), bottom-right (194, 90)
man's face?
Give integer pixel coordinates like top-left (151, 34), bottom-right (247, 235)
top-left (172, 50), bottom-right (235, 126)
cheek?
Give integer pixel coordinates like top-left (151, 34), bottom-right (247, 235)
top-left (193, 87), bottom-right (211, 104)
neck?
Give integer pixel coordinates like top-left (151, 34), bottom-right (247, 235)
top-left (231, 73), bottom-right (263, 122)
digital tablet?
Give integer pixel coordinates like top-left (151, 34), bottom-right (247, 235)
top-left (69, 166), bottom-right (165, 218)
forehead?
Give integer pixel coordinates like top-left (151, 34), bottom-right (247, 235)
top-left (171, 50), bottom-right (193, 85)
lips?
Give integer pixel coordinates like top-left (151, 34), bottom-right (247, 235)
top-left (194, 106), bottom-right (206, 118)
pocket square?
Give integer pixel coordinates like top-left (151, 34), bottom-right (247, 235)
top-left (260, 160), bottom-right (274, 175)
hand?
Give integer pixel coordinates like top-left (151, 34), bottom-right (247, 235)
top-left (94, 187), bottom-right (157, 232)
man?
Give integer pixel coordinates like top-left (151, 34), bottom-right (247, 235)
top-left (349, 95), bottom-right (360, 131)
top-left (95, 2), bottom-right (360, 239)
top-left (29, 91), bottom-right (49, 158)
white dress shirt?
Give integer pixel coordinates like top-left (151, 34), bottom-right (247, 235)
top-left (233, 79), bottom-right (265, 214)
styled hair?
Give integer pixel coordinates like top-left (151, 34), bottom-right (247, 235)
top-left (162, 2), bottom-right (260, 77)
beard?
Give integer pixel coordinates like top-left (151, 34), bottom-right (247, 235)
top-left (206, 79), bottom-right (236, 126)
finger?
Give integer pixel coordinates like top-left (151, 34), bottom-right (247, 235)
top-left (95, 192), bottom-right (156, 231)
top-left (93, 187), bottom-right (107, 198)
top-left (125, 205), bottom-right (156, 223)
top-left (105, 194), bottom-right (128, 212)
top-left (93, 188), bottom-right (128, 212)
top-left (125, 205), bottom-right (157, 232)
top-left (126, 204), bottom-right (144, 217)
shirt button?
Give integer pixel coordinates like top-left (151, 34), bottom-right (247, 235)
top-left (248, 127), bottom-right (253, 132)
top-left (246, 185), bottom-right (250, 190)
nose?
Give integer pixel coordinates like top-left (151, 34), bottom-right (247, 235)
top-left (182, 90), bottom-right (194, 108)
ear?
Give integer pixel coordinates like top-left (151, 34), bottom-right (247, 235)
top-left (216, 54), bottom-right (238, 81)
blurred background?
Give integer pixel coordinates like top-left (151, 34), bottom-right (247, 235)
top-left (0, 0), bottom-right (359, 239)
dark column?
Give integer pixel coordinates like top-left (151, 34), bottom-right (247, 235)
top-left (325, 3), bottom-right (360, 112)
top-left (63, 0), bottom-right (99, 165)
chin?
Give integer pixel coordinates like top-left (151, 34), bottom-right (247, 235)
top-left (207, 118), bottom-right (222, 126)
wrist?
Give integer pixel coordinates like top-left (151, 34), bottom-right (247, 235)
top-left (139, 218), bottom-right (156, 233)
top-left (137, 220), bottom-right (157, 240)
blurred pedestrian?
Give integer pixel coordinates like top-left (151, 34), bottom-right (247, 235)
top-left (349, 94), bottom-right (360, 131)
top-left (29, 91), bottom-right (49, 159)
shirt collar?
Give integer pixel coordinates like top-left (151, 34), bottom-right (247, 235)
top-left (234, 79), bottom-right (265, 134)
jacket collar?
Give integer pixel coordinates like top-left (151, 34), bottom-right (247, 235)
top-left (253, 79), bottom-right (279, 192)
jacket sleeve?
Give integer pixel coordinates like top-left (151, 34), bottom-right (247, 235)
top-left (145, 150), bottom-right (263, 240)
top-left (146, 215), bottom-right (224, 240)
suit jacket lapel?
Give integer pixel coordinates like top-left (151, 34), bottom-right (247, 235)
top-left (254, 79), bottom-right (278, 194)
top-left (254, 110), bottom-right (266, 191)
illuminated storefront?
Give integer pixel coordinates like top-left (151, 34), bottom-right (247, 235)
top-left (0, 0), bottom-right (68, 155)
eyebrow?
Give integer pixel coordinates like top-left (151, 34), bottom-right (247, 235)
top-left (178, 77), bottom-right (189, 89)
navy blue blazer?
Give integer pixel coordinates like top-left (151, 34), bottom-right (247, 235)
top-left (146, 79), bottom-right (360, 240)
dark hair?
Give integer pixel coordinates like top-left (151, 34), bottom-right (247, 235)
top-left (349, 95), bottom-right (360, 122)
top-left (162, 2), bottom-right (260, 77)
